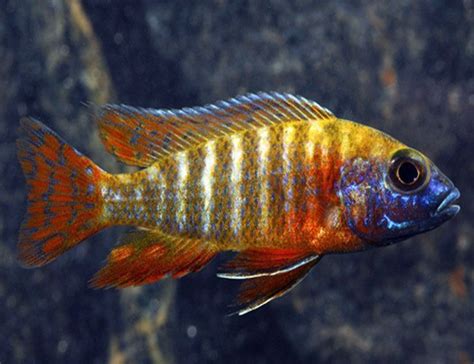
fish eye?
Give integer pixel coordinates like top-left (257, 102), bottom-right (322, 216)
top-left (388, 149), bottom-right (428, 193)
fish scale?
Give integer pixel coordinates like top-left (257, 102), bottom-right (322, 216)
top-left (102, 121), bottom-right (334, 250)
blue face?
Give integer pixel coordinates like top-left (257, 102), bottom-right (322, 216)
top-left (338, 148), bottom-right (460, 246)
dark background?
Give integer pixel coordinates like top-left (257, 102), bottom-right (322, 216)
top-left (0, 0), bottom-right (472, 363)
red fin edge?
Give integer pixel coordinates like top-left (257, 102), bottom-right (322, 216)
top-left (17, 118), bottom-right (107, 266)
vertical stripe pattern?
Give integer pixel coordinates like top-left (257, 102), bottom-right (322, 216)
top-left (257, 127), bottom-right (270, 231)
top-left (156, 166), bottom-right (166, 225)
top-left (201, 141), bottom-right (216, 235)
top-left (282, 125), bottom-right (295, 213)
top-left (230, 134), bottom-right (243, 236)
top-left (175, 151), bottom-right (189, 231)
top-left (106, 121), bottom-right (327, 248)
top-left (305, 121), bottom-right (321, 162)
top-left (106, 119), bottom-right (363, 250)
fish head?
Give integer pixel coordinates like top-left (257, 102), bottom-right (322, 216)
top-left (339, 147), bottom-right (460, 246)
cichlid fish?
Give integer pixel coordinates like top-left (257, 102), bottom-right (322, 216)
top-left (17, 92), bottom-right (460, 315)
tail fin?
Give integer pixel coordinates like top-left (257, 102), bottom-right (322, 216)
top-left (16, 118), bottom-right (108, 267)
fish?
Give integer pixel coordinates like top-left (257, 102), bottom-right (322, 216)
top-left (16, 92), bottom-right (460, 315)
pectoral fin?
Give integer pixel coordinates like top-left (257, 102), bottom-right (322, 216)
top-left (231, 255), bottom-right (322, 316)
top-left (217, 248), bottom-right (319, 279)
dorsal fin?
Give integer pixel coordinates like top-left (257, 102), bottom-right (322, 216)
top-left (96, 92), bottom-right (335, 167)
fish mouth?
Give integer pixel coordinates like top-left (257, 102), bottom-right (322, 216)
top-left (435, 187), bottom-right (461, 218)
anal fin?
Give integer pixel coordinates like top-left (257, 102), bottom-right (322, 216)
top-left (90, 230), bottom-right (216, 288)
top-left (232, 255), bottom-right (322, 316)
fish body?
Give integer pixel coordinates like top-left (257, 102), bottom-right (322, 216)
top-left (17, 92), bottom-right (460, 314)
top-left (103, 117), bottom-right (397, 253)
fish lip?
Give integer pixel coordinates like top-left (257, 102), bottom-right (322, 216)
top-left (436, 187), bottom-right (461, 216)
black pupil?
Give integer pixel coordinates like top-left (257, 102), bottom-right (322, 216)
top-left (398, 161), bottom-right (419, 185)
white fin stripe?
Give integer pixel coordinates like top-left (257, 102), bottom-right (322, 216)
top-left (217, 255), bottom-right (320, 280)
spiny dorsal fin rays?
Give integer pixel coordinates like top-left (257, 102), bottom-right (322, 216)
top-left (96, 92), bottom-right (336, 167)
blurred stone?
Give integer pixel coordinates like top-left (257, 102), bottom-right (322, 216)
top-left (110, 283), bottom-right (176, 364)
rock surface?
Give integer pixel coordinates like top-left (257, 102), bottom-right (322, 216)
top-left (0, 0), bottom-right (472, 363)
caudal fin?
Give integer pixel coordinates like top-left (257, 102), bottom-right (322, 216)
top-left (17, 118), bottom-right (108, 267)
